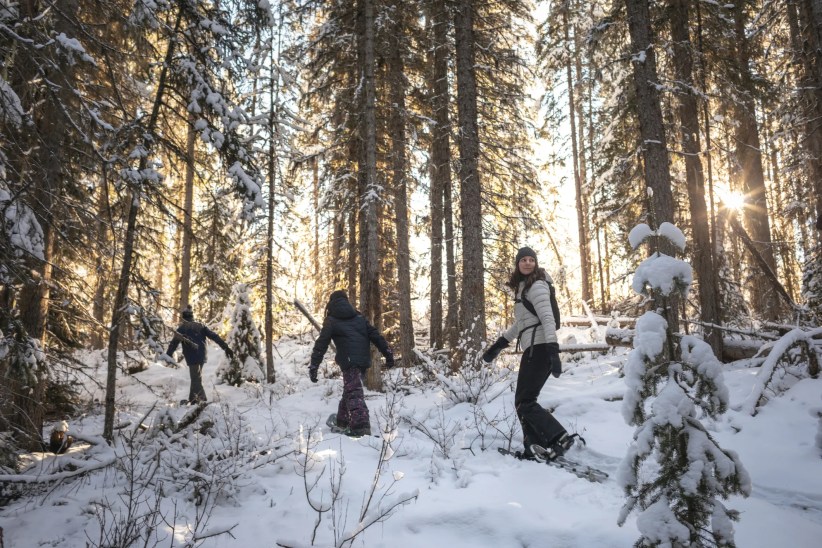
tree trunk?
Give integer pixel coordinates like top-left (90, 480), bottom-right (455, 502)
top-left (347, 195), bottom-right (358, 301)
top-left (13, 226), bottom-right (53, 451)
top-left (179, 115), bottom-right (196, 313)
top-left (444, 161), bottom-right (460, 357)
top-left (92, 167), bottom-right (112, 349)
top-left (105, 9), bottom-right (182, 442)
top-left (575, 26), bottom-right (593, 312)
top-left (669, 0), bottom-right (723, 357)
top-left (731, 3), bottom-right (779, 320)
top-left (563, 6), bottom-right (592, 308)
top-left (388, 3), bottom-right (416, 366)
top-left (11, 0), bottom-right (75, 450)
top-left (359, 0), bottom-right (383, 391)
top-left (625, 0), bottom-right (679, 334)
top-left (347, 74), bottom-right (360, 303)
top-left (315, 157), bottom-right (327, 302)
top-left (331, 201), bottom-right (344, 291)
top-left (265, 51), bottom-right (278, 384)
top-left (427, 0), bottom-right (450, 351)
top-left (438, 0), bottom-right (459, 356)
top-left (794, 0), bottom-right (822, 240)
top-left (809, 0), bottom-right (822, 231)
top-left (454, 0), bottom-right (486, 361)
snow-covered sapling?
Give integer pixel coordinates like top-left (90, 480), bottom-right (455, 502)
top-left (619, 219), bottom-right (751, 547)
top-left (218, 282), bottom-right (265, 386)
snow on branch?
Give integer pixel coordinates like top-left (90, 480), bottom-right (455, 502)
top-left (738, 326), bottom-right (822, 416)
top-left (628, 222), bottom-right (685, 251)
top-left (0, 434), bottom-right (115, 483)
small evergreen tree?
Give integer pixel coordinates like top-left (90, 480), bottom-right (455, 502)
top-left (218, 283), bottom-right (264, 386)
top-left (618, 219), bottom-right (751, 547)
top-left (801, 243), bottom-right (822, 326)
top-left (0, 312), bottom-right (48, 450)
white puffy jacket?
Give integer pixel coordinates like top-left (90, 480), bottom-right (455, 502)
top-left (501, 277), bottom-right (558, 350)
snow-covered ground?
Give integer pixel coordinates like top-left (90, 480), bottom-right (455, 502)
top-left (2, 327), bottom-right (821, 547)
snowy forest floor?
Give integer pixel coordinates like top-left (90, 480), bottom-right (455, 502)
top-left (1, 326), bottom-right (822, 547)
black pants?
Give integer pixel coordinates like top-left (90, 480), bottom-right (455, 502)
top-left (515, 343), bottom-right (565, 451)
top-left (188, 362), bottom-right (207, 402)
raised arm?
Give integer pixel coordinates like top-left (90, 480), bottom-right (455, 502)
top-left (310, 318), bottom-right (334, 367)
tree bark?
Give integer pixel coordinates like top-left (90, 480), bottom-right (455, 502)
top-left (454, 0), bottom-right (486, 360)
top-left (427, 0), bottom-right (450, 351)
top-left (731, 3), bottom-right (779, 320)
top-left (563, 5), bottom-right (592, 308)
top-left (92, 166), bottom-right (112, 349)
top-left (669, 0), bottom-right (723, 357)
top-left (625, 0), bottom-right (679, 333)
top-left (265, 46), bottom-right (278, 384)
top-left (104, 9), bottom-right (183, 442)
top-left (179, 115), bottom-right (196, 313)
top-left (728, 213), bottom-right (797, 311)
top-left (794, 0), bottom-right (822, 239)
top-left (444, 161), bottom-right (460, 356)
top-left (388, 2), bottom-right (416, 366)
top-left (11, 0), bottom-right (76, 450)
top-left (358, 0), bottom-right (383, 390)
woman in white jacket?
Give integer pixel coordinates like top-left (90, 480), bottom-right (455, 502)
top-left (482, 247), bottom-right (576, 461)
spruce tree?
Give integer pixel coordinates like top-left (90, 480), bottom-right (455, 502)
top-left (801, 241), bottom-right (822, 325)
top-left (618, 219), bottom-right (751, 547)
top-left (218, 283), bottom-right (264, 386)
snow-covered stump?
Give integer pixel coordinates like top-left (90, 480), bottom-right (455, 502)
top-left (618, 218), bottom-right (751, 547)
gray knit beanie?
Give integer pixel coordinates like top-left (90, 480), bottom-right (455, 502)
top-left (515, 246), bottom-right (537, 266)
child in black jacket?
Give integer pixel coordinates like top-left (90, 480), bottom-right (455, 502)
top-left (309, 290), bottom-right (394, 435)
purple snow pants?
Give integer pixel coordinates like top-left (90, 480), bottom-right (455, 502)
top-left (337, 368), bottom-right (370, 430)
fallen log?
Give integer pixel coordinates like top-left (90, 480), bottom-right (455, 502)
top-left (562, 316), bottom-right (637, 327)
top-left (294, 299), bottom-right (323, 332)
top-left (294, 299), bottom-right (335, 351)
top-left (604, 327), bottom-right (775, 362)
top-left (558, 343), bottom-right (613, 354)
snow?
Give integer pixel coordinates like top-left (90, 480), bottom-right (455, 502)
top-left (628, 223), bottom-right (654, 250)
top-left (632, 253), bottom-right (693, 297)
top-left (1, 182), bottom-right (46, 265)
top-left (2, 328), bottom-right (821, 547)
top-left (737, 326), bottom-right (822, 415)
top-left (54, 32), bottom-right (96, 65)
top-left (627, 222), bottom-right (686, 251)
top-left (0, 76), bottom-right (24, 127)
top-left (657, 222), bottom-right (686, 251)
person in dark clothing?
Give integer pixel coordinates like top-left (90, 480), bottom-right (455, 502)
top-left (166, 306), bottom-right (234, 404)
top-left (309, 290), bottom-right (394, 436)
top-left (482, 247), bottom-right (577, 461)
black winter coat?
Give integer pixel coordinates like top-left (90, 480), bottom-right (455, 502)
top-left (166, 321), bottom-right (230, 366)
top-left (310, 296), bottom-right (392, 370)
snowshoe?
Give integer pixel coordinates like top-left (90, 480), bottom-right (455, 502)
top-left (326, 413), bottom-right (371, 437)
top-left (530, 433), bottom-right (585, 463)
top-left (498, 447), bottom-right (535, 461)
top-left (498, 444), bottom-right (608, 483)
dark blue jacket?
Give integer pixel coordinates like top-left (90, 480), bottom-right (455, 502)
top-left (310, 295), bottom-right (392, 370)
top-left (166, 321), bottom-right (230, 366)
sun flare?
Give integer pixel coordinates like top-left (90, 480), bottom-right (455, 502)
top-left (717, 187), bottom-right (746, 211)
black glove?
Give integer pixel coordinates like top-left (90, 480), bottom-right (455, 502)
top-left (309, 366), bottom-right (318, 383)
top-left (384, 353), bottom-right (395, 369)
top-left (547, 343), bottom-right (562, 378)
top-left (225, 348), bottom-right (235, 360)
top-left (482, 336), bottom-right (510, 363)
